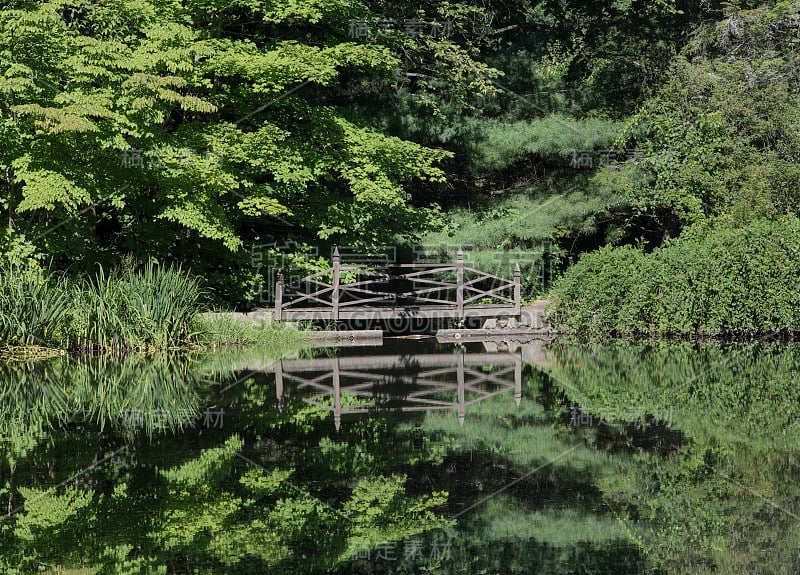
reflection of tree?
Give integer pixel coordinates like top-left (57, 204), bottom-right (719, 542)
top-left (0, 349), bottom-right (452, 574)
top-left (393, 381), bottom-right (645, 575)
top-left (546, 341), bottom-right (800, 575)
top-left (6, 342), bottom-right (797, 574)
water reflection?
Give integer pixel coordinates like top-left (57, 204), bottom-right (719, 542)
top-left (0, 353), bottom-right (202, 449)
top-left (0, 339), bottom-right (799, 574)
top-left (270, 345), bottom-right (536, 429)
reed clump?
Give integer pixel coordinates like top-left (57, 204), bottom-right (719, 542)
top-left (67, 261), bottom-right (204, 352)
top-left (0, 262), bottom-right (310, 358)
top-left (0, 263), bottom-right (201, 354)
top-left (0, 266), bottom-right (71, 348)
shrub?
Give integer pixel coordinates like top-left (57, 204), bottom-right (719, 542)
top-left (0, 261), bottom-right (312, 354)
top-left (550, 216), bottom-right (800, 337)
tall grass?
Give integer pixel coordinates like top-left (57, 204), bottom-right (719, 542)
top-left (191, 315), bottom-right (312, 347)
top-left (0, 262), bottom-right (310, 355)
top-left (0, 262), bottom-right (201, 353)
top-left (70, 262), bottom-right (204, 352)
top-left (0, 266), bottom-right (70, 347)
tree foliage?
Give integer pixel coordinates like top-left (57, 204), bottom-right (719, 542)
top-left (0, 0), bottom-right (456, 298)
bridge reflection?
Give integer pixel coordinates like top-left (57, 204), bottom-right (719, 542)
top-left (269, 347), bottom-right (539, 429)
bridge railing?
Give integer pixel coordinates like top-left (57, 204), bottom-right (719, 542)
top-left (274, 351), bottom-right (523, 429)
top-left (274, 247), bottom-right (521, 320)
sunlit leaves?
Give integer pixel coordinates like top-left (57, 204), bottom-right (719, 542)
top-left (162, 436), bottom-right (244, 493)
top-left (13, 167), bottom-right (91, 212)
top-left (261, 0), bottom-right (363, 24)
top-left (342, 475), bottom-right (452, 558)
top-left (608, 2), bottom-right (800, 235)
top-left (0, 0), bottom-right (454, 279)
top-left (14, 486), bottom-right (94, 542)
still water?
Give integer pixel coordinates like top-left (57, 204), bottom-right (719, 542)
top-left (1, 337), bottom-right (799, 574)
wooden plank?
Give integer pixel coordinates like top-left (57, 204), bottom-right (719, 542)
top-left (404, 283), bottom-right (456, 294)
top-left (386, 263), bottom-right (457, 270)
top-left (457, 248), bottom-right (464, 316)
top-left (337, 277), bottom-right (392, 289)
top-left (282, 285), bottom-right (333, 304)
top-left (274, 273), bottom-right (283, 321)
top-left (339, 295), bottom-right (395, 306)
top-left (400, 278), bottom-right (456, 289)
top-left (463, 285), bottom-right (515, 304)
top-left (309, 330), bottom-right (383, 341)
top-left (462, 367), bottom-right (516, 388)
top-left (457, 353), bottom-right (465, 424)
top-left (463, 275), bottom-right (511, 288)
top-left (399, 270), bottom-right (457, 281)
top-left (285, 293), bottom-right (334, 307)
top-left (278, 304), bottom-right (520, 321)
top-left (332, 248), bottom-right (340, 320)
top-left (435, 329), bottom-right (552, 342)
top-left (338, 286), bottom-right (395, 298)
top-left (395, 296), bottom-right (456, 306)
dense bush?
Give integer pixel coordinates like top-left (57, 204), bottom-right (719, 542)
top-left (601, 2), bottom-right (800, 242)
top-left (550, 216), bottom-right (800, 337)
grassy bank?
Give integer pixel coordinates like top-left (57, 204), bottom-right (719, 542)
top-left (0, 262), bottom-right (309, 357)
top-left (191, 315), bottom-right (311, 348)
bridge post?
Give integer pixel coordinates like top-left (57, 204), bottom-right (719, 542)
top-left (456, 247), bottom-right (464, 317)
top-left (457, 352), bottom-right (465, 426)
top-left (275, 361), bottom-right (284, 412)
top-left (332, 247), bottom-right (340, 321)
top-left (275, 269), bottom-right (283, 321)
top-left (514, 262), bottom-right (521, 316)
top-left (333, 357), bottom-right (341, 431)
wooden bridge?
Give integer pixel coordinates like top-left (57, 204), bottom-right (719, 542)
top-left (274, 247), bottom-right (521, 322)
top-left (271, 351), bottom-right (524, 429)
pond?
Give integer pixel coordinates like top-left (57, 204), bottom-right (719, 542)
top-left (1, 337), bottom-right (799, 574)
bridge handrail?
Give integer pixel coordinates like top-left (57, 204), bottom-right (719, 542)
top-left (274, 247), bottom-right (521, 320)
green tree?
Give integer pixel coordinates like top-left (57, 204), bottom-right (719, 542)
top-left (0, 0), bottom-right (454, 301)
